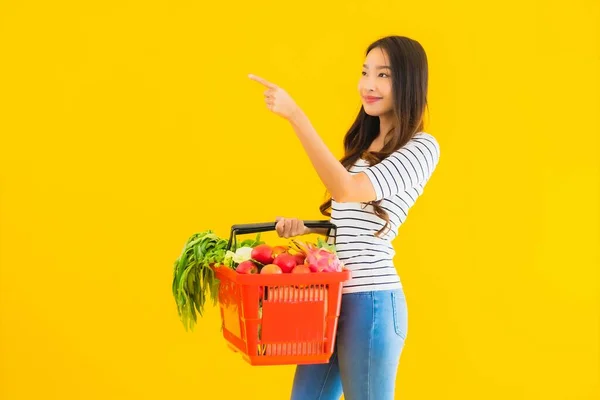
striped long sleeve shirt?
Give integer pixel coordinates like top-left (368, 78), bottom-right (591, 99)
top-left (326, 132), bottom-right (441, 294)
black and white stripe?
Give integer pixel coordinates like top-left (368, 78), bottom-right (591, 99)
top-left (362, 132), bottom-right (440, 201)
top-left (327, 132), bottom-right (440, 294)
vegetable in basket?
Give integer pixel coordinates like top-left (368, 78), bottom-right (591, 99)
top-left (172, 227), bottom-right (344, 331)
top-left (171, 230), bottom-right (264, 331)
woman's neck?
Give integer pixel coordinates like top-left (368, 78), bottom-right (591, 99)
top-left (379, 113), bottom-right (394, 138)
top-left (366, 113), bottom-right (395, 153)
top-left (376, 112), bottom-right (395, 148)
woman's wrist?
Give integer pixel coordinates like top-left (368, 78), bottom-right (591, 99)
top-left (303, 226), bottom-right (330, 236)
top-left (288, 106), bottom-right (307, 129)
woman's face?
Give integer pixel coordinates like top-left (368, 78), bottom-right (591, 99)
top-left (358, 47), bottom-right (394, 117)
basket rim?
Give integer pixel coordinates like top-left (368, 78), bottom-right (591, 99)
top-left (212, 264), bottom-right (351, 285)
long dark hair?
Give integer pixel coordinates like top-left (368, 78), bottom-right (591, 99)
top-left (319, 35), bottom-right (429, 237)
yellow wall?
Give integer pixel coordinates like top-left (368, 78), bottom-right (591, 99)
top-left (1, 1), bottom-right (598, 399)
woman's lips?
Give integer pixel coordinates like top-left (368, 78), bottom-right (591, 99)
top-left (364, 96), bottom-right (382, 104)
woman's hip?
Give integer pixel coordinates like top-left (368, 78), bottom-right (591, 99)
top-left (337, 288), bottom-right (408, 344)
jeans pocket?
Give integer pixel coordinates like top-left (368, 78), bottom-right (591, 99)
top-left (391, 292), bottom-right (407, 339)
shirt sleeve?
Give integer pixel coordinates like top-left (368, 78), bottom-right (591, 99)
top-left (362, 135), bottom-right (441, 201)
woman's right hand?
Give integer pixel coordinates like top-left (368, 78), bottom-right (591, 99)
top-left (275, 217), bottom-right (309, 238)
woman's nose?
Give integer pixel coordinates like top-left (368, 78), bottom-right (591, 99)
top-left (362, 81), bottom-right (375, 92)
top-left (365, 78), bottom-right (377, 91)
top-left (359, 77), bottom-right (377, 93)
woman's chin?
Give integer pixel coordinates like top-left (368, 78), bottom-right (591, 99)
top-left (362, 105), bottom-right (384, 117)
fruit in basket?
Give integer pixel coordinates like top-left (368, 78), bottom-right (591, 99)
top-left (291, 264), bottom-right (311, 274)
top-left (273, 253), bottom-right (297, 273)
top-left (251, 244), bottom-right (274, 265)
top-left (236, 260), bottom-right (259, 274)
top-left (290, 239), bottom-right (344, 273)
top-left (272, 245), bottom-right (288, 258)
top-left (309, 251), bottom-right (343, 273)
top-left (293, 253), bottom-right (306, 265)
top-left (260, 264), bottom-right (283, 274)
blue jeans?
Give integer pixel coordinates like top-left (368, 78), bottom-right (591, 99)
top-left (291, 289), bottom-right (408, 400)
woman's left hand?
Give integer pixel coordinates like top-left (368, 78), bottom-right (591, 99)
top-left (249, 74), bottom-right (300, 121)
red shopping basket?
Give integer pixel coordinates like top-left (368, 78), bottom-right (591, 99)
top-left (213, 220), bottom-right (351, 366)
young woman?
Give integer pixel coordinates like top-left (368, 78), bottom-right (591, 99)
top-left (250, 35), bottom-right (440, 400)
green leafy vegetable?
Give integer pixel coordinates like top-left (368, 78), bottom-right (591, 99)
top-left (171, 230), bottom-right (265, 331)
top-left (171, 231), bottom-right (226, 331)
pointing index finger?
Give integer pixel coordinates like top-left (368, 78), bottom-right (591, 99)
top-left (249, 74), bottom-right (277, 89)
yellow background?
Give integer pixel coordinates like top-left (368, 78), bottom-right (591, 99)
top-left (1, 0), bottom-right (598, 399)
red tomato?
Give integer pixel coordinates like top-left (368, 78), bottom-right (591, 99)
top-left (273, 253), bottom-right (297, 273)
top-left (293, 253), bottom-right (306, 265)
top-left (251, 244), bottom-right (273, 265)
top-left (236, 260), bottom-right (258, 274)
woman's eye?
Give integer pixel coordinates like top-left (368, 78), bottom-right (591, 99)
top-left (361, 71), bottom-right (367, 76)
top-left (379, 73), bottom-right (389, 78)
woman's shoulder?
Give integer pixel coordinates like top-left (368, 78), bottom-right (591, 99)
top-left (412, 131), bottom-right (438, 144)
top-left (400, 131), bottom-right (441, 157)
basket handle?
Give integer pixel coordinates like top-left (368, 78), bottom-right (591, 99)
top-left (227, 220), bottom-right (337, 251)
